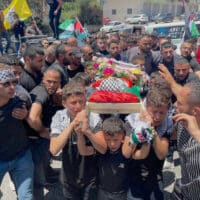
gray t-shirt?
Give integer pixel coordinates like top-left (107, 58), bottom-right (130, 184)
top-left (51, 109), bottom-right (101, 136)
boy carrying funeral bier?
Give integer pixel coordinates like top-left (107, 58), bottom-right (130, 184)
top-left (76, 116), bottom-right (136, 200)
top-left (124, 88), bottom-right (173, 200)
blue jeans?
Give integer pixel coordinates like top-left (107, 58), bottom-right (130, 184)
top-left (49, 6), bottom-right (61, 39)
top-left (29, 138), bottom-right (50, 200)
top-left (0, 149), bottom-right (34, 200)
top-left (0, 31), bottom-right (11, 54)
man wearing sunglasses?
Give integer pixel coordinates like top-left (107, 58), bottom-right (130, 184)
top-left (0, 68), bottom-right (34, 200)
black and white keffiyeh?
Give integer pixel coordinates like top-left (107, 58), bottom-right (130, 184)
top-left (0, 69), bottom-right (15, 82)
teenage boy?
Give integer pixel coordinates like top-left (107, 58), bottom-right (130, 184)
top-left (77, 116), bottom-right (135, 200)
top-left (125, 89), bottom-right (173, 200)
top-left (50, 81), bottom-right (107, 200)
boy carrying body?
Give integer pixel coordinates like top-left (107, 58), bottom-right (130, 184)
top-left (50, 81), bottom-right (106, 200)
top-left (124, 89), bottom-right (173, 200)
top-left (76, 116), bottom-right (136, 200)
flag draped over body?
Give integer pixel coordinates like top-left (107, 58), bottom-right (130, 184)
top-left (3, 0), bottom-right (32, 29)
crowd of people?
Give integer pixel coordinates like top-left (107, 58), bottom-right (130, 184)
top-left (1, 1), bottom-right (200, 200)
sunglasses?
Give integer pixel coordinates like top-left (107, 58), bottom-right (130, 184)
top-left (0, 79), bottom-right (18, 88)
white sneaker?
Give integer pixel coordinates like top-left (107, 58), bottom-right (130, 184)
top-left (8, 176), bottom-right (15, 191)
top-left (163, 160), bottom-right (174, 169)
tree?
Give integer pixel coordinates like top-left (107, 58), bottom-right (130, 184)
top-left (78, 0), bottom-right (102, 25)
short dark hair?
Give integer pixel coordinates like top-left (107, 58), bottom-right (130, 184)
top-left (146, 89), bottom-right (171, 108)
top-left (23, 45), bottom-right (44, 59)
top-left (62, 81), bottom-right (85, 100)
top-left (72, 72), bottom-right (92, 86)
top-left (55, 44), bottom-right (67, 58)
top-left (0, 55), bottom-right (21, 67)
top-left (174, 57), bottom-right (190, 66)
top-left (139, 34), bottom-right (152, 41)
top-left (160, 41), bottom-right (173, 49)
top-left (107, 39), bottom-right (120, 48)
top-left (185, 81), bottom-right (200, 105)
top-left (102, 117), bottom-right (125, 136)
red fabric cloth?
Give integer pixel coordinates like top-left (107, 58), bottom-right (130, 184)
top-left (89, 91), bottom-right (139, 103)
top-left (196, 45), bottom-right (200, 64)
top-left (121, 78), bottom-right (133, 87)
top-left (91, 79), bottom-right (103, 88)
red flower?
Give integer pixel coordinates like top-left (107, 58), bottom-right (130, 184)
top-left (93, 63), bottom-right (99, 69)
top-left (103, 67), bottom-right (114, 76)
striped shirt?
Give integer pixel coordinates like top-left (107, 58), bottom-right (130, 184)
top-left (177, 123), bottom-right (200, 200)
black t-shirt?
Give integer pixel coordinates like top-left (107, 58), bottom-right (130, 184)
top-left (0, 97), bottom-right (28, 161)
top-left (62, 130), bottom-right (98, 188)
top-left (13, 21), bottom-right (25, 40)
top-left (129, 134), bottom-right (170, 192)
top-left (67, 64), bottom-right (85, 78)
top-left (125, 113), bottom-right (171, 192)
top-left (98, 146), bottom-right (129, 193)
top-left (19, 69), bottom-right (43, 92)
top-left (27, 84), bottom-right (63, 137)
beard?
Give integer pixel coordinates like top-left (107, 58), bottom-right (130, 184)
top-left (63, 58), bottom-right (70, 66)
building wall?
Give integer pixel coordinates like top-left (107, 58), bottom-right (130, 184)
top-left (103, 0), bottom-right (142, 21)
top-left (102, 0), bottom-right (184, 22)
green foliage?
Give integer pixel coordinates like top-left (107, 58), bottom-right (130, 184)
top-left (1, 0), bottom-right (102, 26)
top-left (62, 0), bottom-right (102, 25)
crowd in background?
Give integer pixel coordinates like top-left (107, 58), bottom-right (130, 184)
top-left (1, 1), bottom-right (200, 200)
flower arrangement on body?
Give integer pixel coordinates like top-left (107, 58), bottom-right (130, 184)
top-left (92, 56), bottom-right (141, 80)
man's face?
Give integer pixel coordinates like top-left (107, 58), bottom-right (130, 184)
top-left (147, 105), bottom-right (169, 127)
top-left (180, 43), bottom-right (193, 58)
top-left (43, 71), bottom-right (61, 95)
top-left (174, 63), bottom-right (190, 81)
top-left (104, 133), bottom-right (124, 152)
top-left (83, 47), bottom-right (93, 62)
top-left (151, 36), bottom-right (158, 48)
top-left (161, 47), bottom-right (174, 62)
top-left (63, 47), bottom-right (73, 66)
top-left (46, 53), bottom-right (56, 64)
top-left (29, 53), bottom-right (44, 72)
top-left (97, 39), bottom-right (107, 51)
top-left (71, 55), bottom-right (82, 66)
top-left (62, 94), bottom-right (86, 119)
top-left (139, 37), bottom-right (152, 53)
top-left (175, 87), bottom-right (192, 114)
top-left (0, 78), bottom-right (17, 100)
top-left (108, 42), bottom-right (119, 58)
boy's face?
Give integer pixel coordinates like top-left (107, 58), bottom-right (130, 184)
top-left (104, 132), bottom-right (124, 152)
top-left (108, 43), bottom-right (119, 57)
top-left (12, 65), bottom-right (22, 80)
top-left (147, 105), bottom-right (168, 127)
top-left (97, 39), bottom-right (107, 51)
top-left (62, 94), bottom-right (86, 119)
